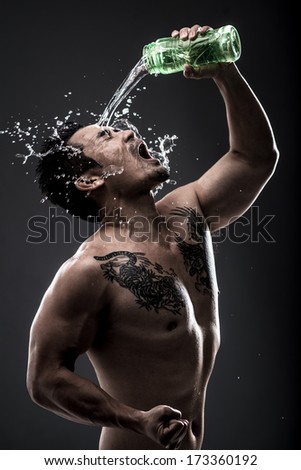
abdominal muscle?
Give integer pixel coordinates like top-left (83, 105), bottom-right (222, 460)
top-left (88, 305), bottom-right (219, 450)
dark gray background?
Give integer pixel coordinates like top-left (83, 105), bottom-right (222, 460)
top-left (0, 0), bottom-right (299, 450)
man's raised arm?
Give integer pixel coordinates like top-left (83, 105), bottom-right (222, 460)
top-left (171, 25), bottom-right (279, 231)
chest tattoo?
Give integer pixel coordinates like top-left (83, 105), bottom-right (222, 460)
top-left (171, 206), bottom-right (212, 295)
top-left (94, 251), bottom-right (184, 315)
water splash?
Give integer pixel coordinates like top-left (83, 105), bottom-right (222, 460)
top-left (149, 134), bottom-right (178, 173)
top-left (1, 112), bottom-right (84, 164)
top-left (98, 58), bottom-right (148, 127)
top-left (1, 76), bottom-right (148, 165)
top-left (111, 117), bottom-right (143, 139)
top-left (101, 164), bottom-right (124, 179)
top-left (94, 55), bottom-right (179, 182)
top-left (2, 60), bottom-right (179, 197)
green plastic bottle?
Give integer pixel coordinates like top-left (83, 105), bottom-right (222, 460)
top-left (142, 25), bottom-right (241, 75)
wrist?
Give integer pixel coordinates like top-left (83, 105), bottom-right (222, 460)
top-left (213, 62), bottom-right (241, 86)
top-left (117, 406), bottom-right (147, 435)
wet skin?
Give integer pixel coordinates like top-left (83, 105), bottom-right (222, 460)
top-left (26, 33), bottom-right (278, 449)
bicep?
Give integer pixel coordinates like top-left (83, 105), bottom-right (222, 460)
top-left (29, 294), bottom-right (98, 371)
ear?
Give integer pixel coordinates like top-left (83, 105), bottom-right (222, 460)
top-left (74, 172), bottom-right (105, 193)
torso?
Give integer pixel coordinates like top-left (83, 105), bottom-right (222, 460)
top-left (75, 199), bottom-right (220, 450)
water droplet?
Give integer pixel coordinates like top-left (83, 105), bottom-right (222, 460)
top-left (101, 165), bottom-right (124, 179)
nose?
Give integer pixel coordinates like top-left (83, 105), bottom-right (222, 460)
top-left (113, 129), bottom-right (137, 142)
top-left (116, 129), bottom-right (135, 142)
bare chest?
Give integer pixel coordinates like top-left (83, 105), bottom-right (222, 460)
top-left (92, 209), bottom-right (218, 333)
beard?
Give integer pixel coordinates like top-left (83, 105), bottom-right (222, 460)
top-left (149, 165), bottom-right (171, 197)
top-left (155, 163), bottom-right (171, 182)
top-left (149, 163), bottom-right (171, 191)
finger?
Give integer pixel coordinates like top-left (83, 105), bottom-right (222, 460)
top-left (168, 430), bottom-right (187, 450)
top-left (188, 24), bottom-right (201, 40)
top-left (161, 420), bottom-right (184, 444)
top-left (199, 25), bottom-right (213, 34)
top-left (170, 423), bottom-right (188, 447)
top-left (175, 438), bottom-right (184, 450)
top-left (178, 27), bottom-right (190, 40)
top-left (165, 421), bottom-right (189, 449)
top-left (171, 24), bottom-right (212, 39)
top-left (184, 62), bottom-right (220, 80)
top-left (163, 419), bottom-right (188, 447)
top-left (183, 64), bottom-right (197, 78)
top-left (162, 406), bottom-right (182, 420)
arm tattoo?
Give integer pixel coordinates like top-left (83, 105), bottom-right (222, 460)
top-left (171, 206), bottom-right (213, 295)
top-left (94, 251), bottom-right (184, 315)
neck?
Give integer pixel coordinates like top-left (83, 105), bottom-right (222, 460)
top-left (102, 190), bottom-right (158, 220)
top-left (95, 190), bottom-right (169, 244)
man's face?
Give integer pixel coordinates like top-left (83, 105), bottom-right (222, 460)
top-left (68, 124), bottom-right (170, 193)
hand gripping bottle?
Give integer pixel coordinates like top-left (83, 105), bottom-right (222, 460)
top-left (142, 25), bottom-right (241, 75)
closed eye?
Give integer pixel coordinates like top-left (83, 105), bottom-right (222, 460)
top-left (97, 128), bottom-right (111, 138)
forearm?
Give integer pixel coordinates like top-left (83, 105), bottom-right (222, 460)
top-left (214, 63), bottom-right (279, 163)
top-left (29, 367), bottom-right (145, 433)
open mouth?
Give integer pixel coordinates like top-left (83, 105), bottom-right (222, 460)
top-left (138, 142), bottom-right (153, 160)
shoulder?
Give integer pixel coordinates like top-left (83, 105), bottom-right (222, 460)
top-left (55, 251), bottom-right (98, 284)
top-left (55, 233), bottom-right (109, 282)
top-left (43, 246), bottom-right (107, 312)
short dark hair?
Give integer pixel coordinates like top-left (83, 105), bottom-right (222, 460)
top-left (36, 121), bottom-right (102, 221)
